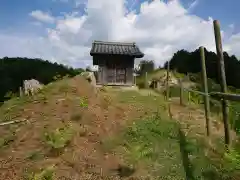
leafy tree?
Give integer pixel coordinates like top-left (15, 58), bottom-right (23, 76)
top-left (138, 60), bottom-right (155, 76)
top-left (0, 57), bottom-right (82, 102)
top-left (164, 48), bottom-right (240, 89)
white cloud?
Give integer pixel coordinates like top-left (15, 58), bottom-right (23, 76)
top-left (225, 33), bottom-right (240, 56)
top-left (30, 10), bottom-right (55, 23)
top-left (1, 0), bottom-right (240, 68)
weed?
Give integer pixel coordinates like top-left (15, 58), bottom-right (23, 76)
top-left (26, 151), bottom-right (44, 161)
top-left (25, 165), bottom-right (55, 180)
top-left (0, 134), bottom-right (15, 148)
top-left (79, 98), bottom-right (88, 108)
top-left (43, 126), bottom-right (74, 150)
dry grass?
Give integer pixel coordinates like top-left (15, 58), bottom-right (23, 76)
top-left (0, 76), bottom-right (162, 179)
top-left (0, 75), bottom-right (239, 180)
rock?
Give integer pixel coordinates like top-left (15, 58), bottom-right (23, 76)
top-left (23, 79), bottom-right (43, 96)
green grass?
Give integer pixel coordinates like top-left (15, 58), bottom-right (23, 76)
top-left (224, 148), bottom-right (240, 171)
top-left (103, 112), bottom-right (185, 179)
top-left (116, 90), bottom-right (165, 108)
top-left (0, 96), bottom-right (32, 122)
top-left (229, 102), bottom-right (240, 135)
top-left (102, 107), bottom-right (237, 179)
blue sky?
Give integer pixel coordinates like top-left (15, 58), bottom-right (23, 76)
top-left (0, 0), bottom-right (239, 67)
top-left (187, 0), bottom-right (240, 33)
top-left (1, 0), bottom-right (239, 31)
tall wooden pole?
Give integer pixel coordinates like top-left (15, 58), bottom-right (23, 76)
top-left (166, 61), bottom-right (170, 101)
top-left (19, 87), bottom-right (23, 97)
top-left (165, 61), bottom-right (172, 118)
top-left (179, 78), bottom-right (183, 105)
top-left (213, 20), bottom-right (230, 146)
top-left (200, 46), bottom-right (211, 137)
top-left (145, 72), bottom-right (148, 88)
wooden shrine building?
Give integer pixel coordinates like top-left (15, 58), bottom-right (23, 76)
top-left (90, 41), bottom-right (144, 86)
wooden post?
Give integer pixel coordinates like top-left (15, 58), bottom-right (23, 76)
top-left (187, 73), bottom-right (191, 103)
top-left (165, 61), bottom-right (171, 117)
top-left (144, 72), bottom-right (148, 88)
top-left (166, 61), bottom-right (170, 101)
top-left (213, 20), bottom-right (230, 146)
top-left (188, 92), bottom-right (191, 103)
top-left (186, 73), bottom-right (190, 81)
top-left (200, 46), bottom-right (211, 137)
top-left (179, 79), bottom-right (184, 105)
top-left (19, 87), bottom-right (23, 97)
top-left (133, 74), bottom-right (136, 86)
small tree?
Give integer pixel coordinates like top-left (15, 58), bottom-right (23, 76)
top-left (138, 60), bottom-right (155, 76)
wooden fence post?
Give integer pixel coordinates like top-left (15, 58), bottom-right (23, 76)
top-left (19, 87), bottom-right (23, 97)
top-left (165, 61), bottom-right (172, 118)
top-left (213, 20), bottom-right (231, 146)
top-left (166, 61), bottom-right (170, 101)
top-left (179, 79), bottom-right (183, 105)
top-left (188, 92), bottom-right (191, 103)
top-left (145, 72), bottom-right (148, 88)
top-left (200, 46), bottom-right (211, 137)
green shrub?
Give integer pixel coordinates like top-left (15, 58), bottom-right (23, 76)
top-left (43, 126), bottom-right (74, 150)
top-left (79, 98), bottom-right (88, 108)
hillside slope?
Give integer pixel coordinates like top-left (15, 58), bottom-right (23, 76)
top-left (0, 76), bottom-right (239, 180)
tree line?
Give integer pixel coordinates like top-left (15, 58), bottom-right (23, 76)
top-left (0, 57), bottom-right (84, 102)
top-left (162, 48), bottom-right (240, 90)
top-left (135, 60), bottom-right (155, 76)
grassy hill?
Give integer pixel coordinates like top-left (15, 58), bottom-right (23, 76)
top-left (0, 75), bottom-right (239, 179)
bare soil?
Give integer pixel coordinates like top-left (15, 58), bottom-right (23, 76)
top-left (0, 76), bottom-right (153, 180)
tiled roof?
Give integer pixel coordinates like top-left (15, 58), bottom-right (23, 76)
top-left (90, 41), bottom-right (144, 58)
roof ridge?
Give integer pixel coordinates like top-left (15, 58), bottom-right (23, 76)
top-left (93, 40), bottom-right (136, 45)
